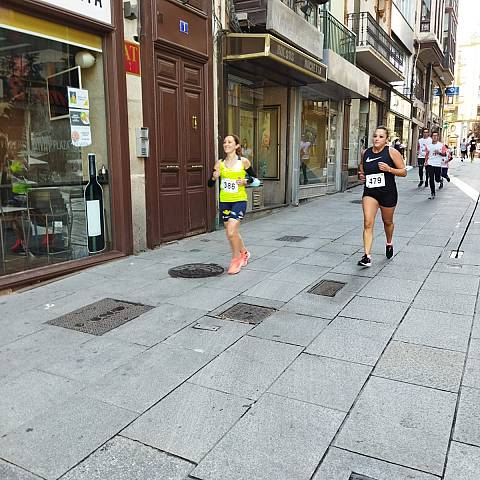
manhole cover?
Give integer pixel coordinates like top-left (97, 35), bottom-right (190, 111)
top-left (47, 298), bottom-right (153, 335)
top-left (276, 235), bottom-right (308, 242)
top-left (450, 250), bottom-right (464, 258)
top-left (349, 474), bottom-right (378, 480)
top-left (350, 200), bottom-right (363, 204)
top-left (168, 263), bottom-right (224, 278)
top-left (308, 279), bottom-right (346, 297)
top-left (219, 302), bottom-right (276, 324)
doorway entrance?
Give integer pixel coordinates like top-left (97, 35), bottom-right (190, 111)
top-left (147, 50), bottom-right (209, 245)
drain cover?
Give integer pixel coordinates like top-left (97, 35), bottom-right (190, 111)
top-left (168, 263), bottom-right (224, 278)
top-left (350, 200), bottom-right (363, 204)
top-left (275, 235), bottom-right (308, 242)
top-left (450, 250), bottom-right (464, 258)
top-left (219, 302), bottom-right (276, 324)
top-left (349, 474), bottom-right (378, 480)
top-left (308, 279), bottom-right (346, 297)
top-left (47, 298), bottom-right (153, 335)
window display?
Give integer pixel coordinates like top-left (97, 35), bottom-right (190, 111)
top-left (0, 19), bottom-right (111, 276)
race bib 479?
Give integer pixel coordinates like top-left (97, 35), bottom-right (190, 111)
top-left (365, 173), bottom-right (385, 188)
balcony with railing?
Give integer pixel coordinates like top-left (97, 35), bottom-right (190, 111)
top-left (233, 0), bottom-right (324, 57)
top-left (347, 12), bottom-right (405, 82)
top-left (319, 10), bottom-right (356, 64)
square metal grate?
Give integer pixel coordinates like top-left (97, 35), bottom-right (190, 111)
top-left (46, 298), bottom-right (154, 336)
top-left (276, 235), bottom-right (308, 242)
top-left (349, 474), bottom-right (378, 480)
top-left (450, 250), bottom-right (464, 258)
top-left (219, 302), bottom-right (276, 324)
top-left (308, 279), bottom-right (346, 297)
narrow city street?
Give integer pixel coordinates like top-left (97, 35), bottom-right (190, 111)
top-left (1, 158), bottom-right (480, 480)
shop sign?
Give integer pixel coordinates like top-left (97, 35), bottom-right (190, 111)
top-left (269, 38), bottom-right (327, 81)
top-left (445, 86), bottom-right (459, 96)
top-left (124, 42), bottom-right (141, 75)
top-left (433, 87), bottom-right (441, 96)
top-left (37, 0), bottom-right (112, 25)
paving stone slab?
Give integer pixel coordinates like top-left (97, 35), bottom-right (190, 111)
top-left (189, 336), bottom-right (302, 400)
top-left (334, 376), bottom-right (457, 476)
top-left (206, 269), bottom-right (270, 293)
top-left (306, 317), bottom-right (395, 366)
top-left (269, 353), bottom-right (371, 411)
top-left (409, 233), bottom-right (452, 247)
top-left (282, 291), bottom-right (357, 320)
top-left (467, 338), bottom-right (480, 359)
top-left (61, 436), bottom-right (194, 480)
top-left (312, 447), bottom-right (440, 480)
top-left (377, 264), bottom-right (431, 282)
top-left (0, 369), bottom-right (84, 437)
top-left (248, 311), bottom-right (329, 346)
top-left (394, 308), bottom-right (472, 352)
top-left (82, 343), bottom-right (213, 413)
top-left (163, 316), bottom-right (252, 355)
top-left (123, 383), bottom-right (251, 463)
top-left (0, 395), bottom-right (137, 480)
top-left (244, 254), bottom-right (298, 272)
top-left (453, 386), bottom-right (480, 447)
top-left (412, 290), bottom-right (476, 316)
top-left (359, 276), bottom-right (422, 303)
top-left (207, 295), bottom-right (284, 319)
top-left (444, 442), bottom-right (480, 480)
top-left (463, 357), bottom-right (480, 389)
top-left (243, 278), bottom-right (308, 302)
top-left (192, 393), bottom-right (345, 480)
top-left (165, 287), bottom-right (238, 312)
top-left (319, 242), bottom-right (360, 254)
top-left (270, 264), bottom-right (330, 286)
top-left (39, 337), bottom-right (146, 383)
top-left (103, 303), bottom-right (206, 346)
top-left (374, 341), bottom-right (465, 392)
top-left (0, 327), bottom-right (92, 381)
top-left (472, 316), bottom-right (480, 338)
top-left (422, 271), bottom-right (480, 296)
top-left (331, 255), bottom-right (386, 278)
top-left (433, 262), bottom-right (480, 276)
top-left (297, 251), bottom-right (351, 268)
top-left (0, 460), bottom-right (43, 480)
top-left (339, 296), bottom-right (409, 326)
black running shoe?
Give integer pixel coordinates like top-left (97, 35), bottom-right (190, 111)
top-left (357, 254), bottom-right (372, 267)
top-left (446, 176), bottom-right (451, 182)
top-left (418, 181), bottom-right (423, 187)
top-left (439, 181), bottom-right (443, 189)
top-left (386, 244), bottom-right (394, 259)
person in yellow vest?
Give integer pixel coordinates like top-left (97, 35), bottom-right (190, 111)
top-left (209, 134), bottom-right (257, 274)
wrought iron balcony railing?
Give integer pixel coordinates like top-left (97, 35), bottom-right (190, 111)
top-left (319, 10), bottom-right (356, 64)
top-left (347, 12), bottom-right (404, 72)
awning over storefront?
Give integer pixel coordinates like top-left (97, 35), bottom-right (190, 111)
top-left (224, 33), bottom-right (327, 85)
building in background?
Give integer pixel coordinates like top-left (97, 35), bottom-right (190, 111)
top-left (223, 0), bottom-right (368, 205)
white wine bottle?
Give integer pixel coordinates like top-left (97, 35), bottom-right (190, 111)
top-left (84, 153), bottom-right (105, 253)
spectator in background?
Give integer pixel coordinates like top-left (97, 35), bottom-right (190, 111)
top-left (469, 136), bottom-right (477, 162)
top-left (460, 138), bottom-right (467, 161)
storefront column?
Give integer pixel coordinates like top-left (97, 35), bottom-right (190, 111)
top-left (289, 87), bottom-right (302, 206)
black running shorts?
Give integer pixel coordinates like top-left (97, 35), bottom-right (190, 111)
top-left (362, 188), bottom-right (398, 208)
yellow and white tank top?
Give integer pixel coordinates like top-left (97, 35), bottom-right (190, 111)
top-left (219, 158), bottom-right (247, 202)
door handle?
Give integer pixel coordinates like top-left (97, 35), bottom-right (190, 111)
top-left (192, 115), bottom-right (198, 130)
top-left (190, 165), bottom-right (203, 169)
top-left (164, 165), bottom-right (179, 169)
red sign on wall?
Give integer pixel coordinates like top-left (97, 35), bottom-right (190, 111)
top-left (124, 42), bottom-right (141, 75)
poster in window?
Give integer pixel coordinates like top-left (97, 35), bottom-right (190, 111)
top-left (256, 106), bottom-right (280, 179)
top-left (239, 109), bottom-right (255, 165)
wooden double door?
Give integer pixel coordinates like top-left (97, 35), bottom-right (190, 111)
top-left (147, 49), bottom-right (209, 245)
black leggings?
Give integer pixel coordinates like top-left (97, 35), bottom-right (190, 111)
top-left (428, 166), bottom-right (441, 195)
top-left (418, 159), bottom-right (425, 181)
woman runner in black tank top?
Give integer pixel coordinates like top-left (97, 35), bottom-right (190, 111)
top-left (357, 126), bottom-right (407, 267)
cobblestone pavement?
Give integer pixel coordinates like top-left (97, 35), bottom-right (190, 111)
top-left (1, 159), bottom-right (480, 480)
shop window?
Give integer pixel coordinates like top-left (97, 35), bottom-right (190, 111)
top-left (0, 18), bottom-right (111, 276)
top-left (300, 100), bottom-right (328, 185)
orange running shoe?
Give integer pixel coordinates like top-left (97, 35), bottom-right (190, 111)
top-left (241, 250), bottom-right (250, 267)
top-left (227, 257), bottom-right (242, 275)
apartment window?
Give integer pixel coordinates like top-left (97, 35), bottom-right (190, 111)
top-left (421, 0), bottom-right (432, 31)
top-left (394, 0), bottom-right (415, 26)
top-left (477, 105), bottom-right (480, 118)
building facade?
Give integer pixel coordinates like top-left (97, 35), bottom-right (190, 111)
top-left (0, 0), bottom-right (133, 290)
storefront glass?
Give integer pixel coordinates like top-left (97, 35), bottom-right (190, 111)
top-left (0, 15), bottom-right (111, 277)
top-left (227, 74), bottom-right (287, 208)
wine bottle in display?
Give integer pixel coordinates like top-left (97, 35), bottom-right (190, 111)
top-left (84, 153), bottom-right (105, 253)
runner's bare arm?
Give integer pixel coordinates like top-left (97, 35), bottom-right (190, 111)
top-left (378, 148), bottom-right (407, 177)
